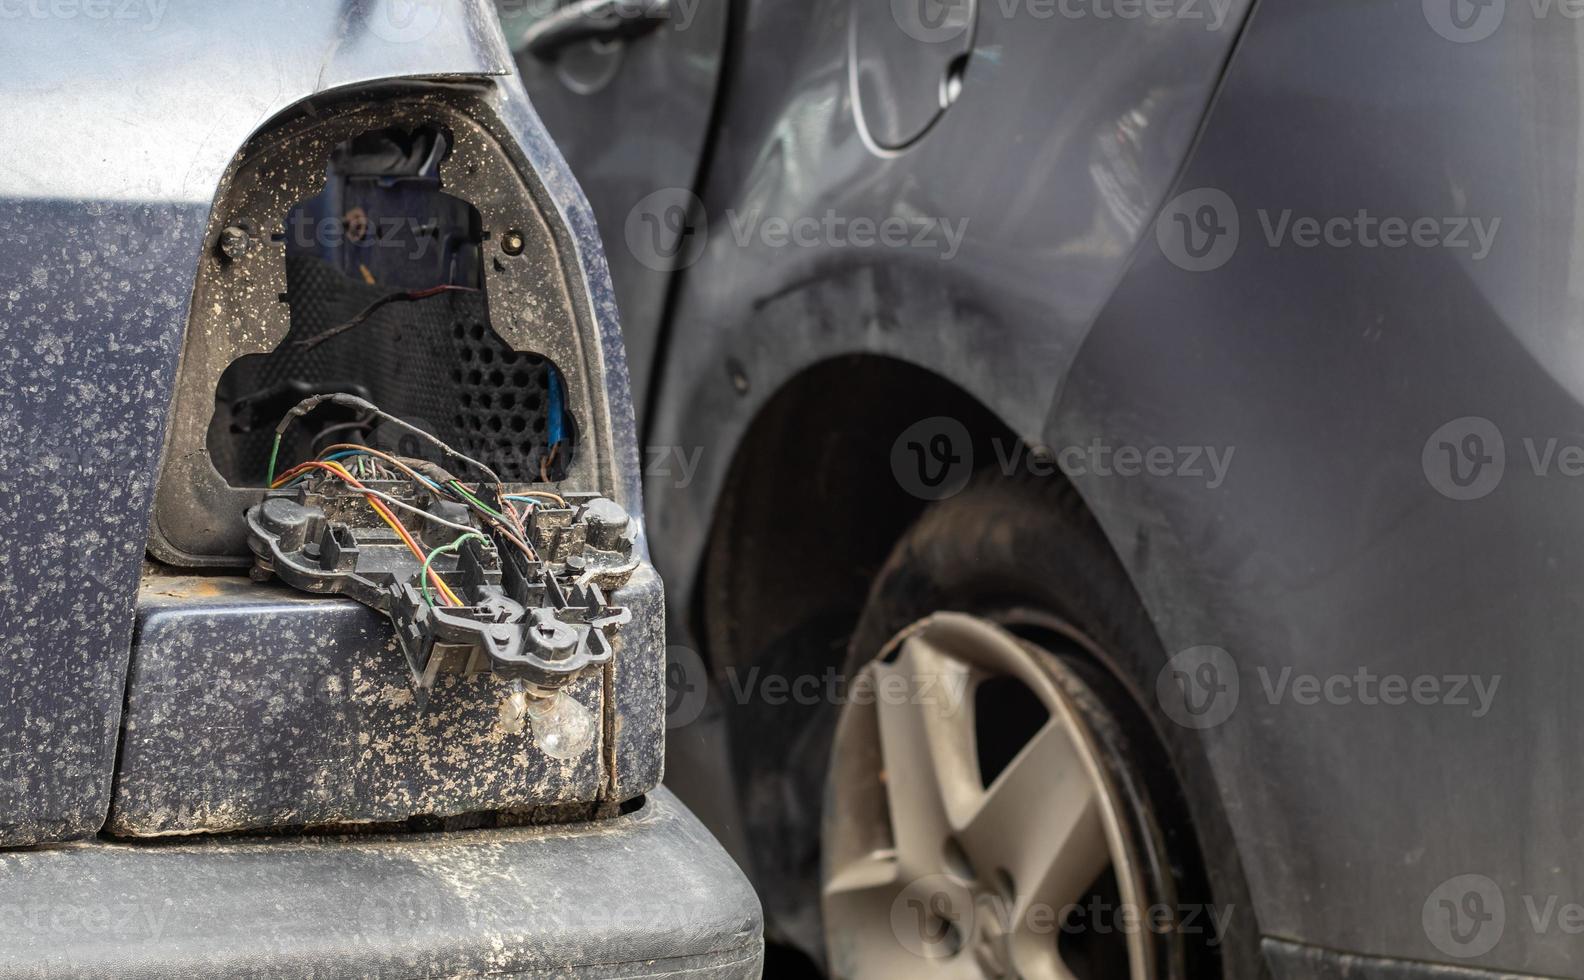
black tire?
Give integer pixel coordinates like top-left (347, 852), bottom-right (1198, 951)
top-left (839, 469), bottom-right (1266, 980)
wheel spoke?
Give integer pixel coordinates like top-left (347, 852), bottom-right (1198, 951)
top-left (824, 848), bottom-right (984, 980)
top-left (873, 636), bottom-right (978, 880)
top-left (824, 848), bottom-right (901, 899)
top-left (1019, 778), bottom-right (1109, 918)
top-left (822, 849), bottom-right (910, 978)
top-left (825, 615), bottom-right (1145, 980)
top-left (1011, 928), bottom-right (1083, 980)
top-left (822, 848), bottom-right (905, 959)
top-left (959, 720), bottom-right (1108, 917)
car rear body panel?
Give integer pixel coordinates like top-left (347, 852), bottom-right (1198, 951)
top-left (0, 788), bottom-right (761, 979)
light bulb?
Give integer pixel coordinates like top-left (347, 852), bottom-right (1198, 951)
top-left (526, 691), bottom-right (596, 761)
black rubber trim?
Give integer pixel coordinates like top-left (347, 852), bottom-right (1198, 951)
top-left (0, 789), bottom-right (762, 979)
top-left (1262, 938), bottom-right (1563, 980)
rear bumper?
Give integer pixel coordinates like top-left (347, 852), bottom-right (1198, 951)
top-left (0, 789), bottom-right (762, 979)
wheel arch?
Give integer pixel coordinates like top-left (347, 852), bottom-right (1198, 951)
top-left (667, 352), bottom-right (1263, 976)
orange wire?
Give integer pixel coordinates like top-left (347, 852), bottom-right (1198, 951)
top-left (316, 445), bottom-right (536, 555)
top-left (295, 447), bottom-right (537, 563)
top-left (318, 443), bottom-right (438, 488)
top-left (271, 460), bottom-right (464, 607)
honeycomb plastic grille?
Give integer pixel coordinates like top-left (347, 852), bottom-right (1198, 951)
top-left (209, 255), bottom-right (569, 485)
top-left (450, 321), bottom-right (557, 483)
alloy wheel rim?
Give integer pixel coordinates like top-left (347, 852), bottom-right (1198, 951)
top-left (821, 612), bottom-right (1152, 980)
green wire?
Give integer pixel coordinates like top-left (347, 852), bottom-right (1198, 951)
top-left (449, 481), bottom-right (505, 521)
top-left (420, 532), bottom-right (485, 607)
top-left (266, 434), bottom-right (282, 486)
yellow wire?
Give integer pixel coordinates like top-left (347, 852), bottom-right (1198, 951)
top-left (270, 459), bottom-right (464, 606)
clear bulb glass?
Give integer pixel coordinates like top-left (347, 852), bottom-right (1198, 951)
top-left (526, 691), bottom-right (596, 761)
top-left (497, 688), bottom-right (530, 735)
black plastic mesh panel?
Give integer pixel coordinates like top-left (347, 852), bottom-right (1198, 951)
top-left (209, 255), bottom-right (569, 485)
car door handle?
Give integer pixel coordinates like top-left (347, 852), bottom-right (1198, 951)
top-left (520, 0), bottom-right (672, 59)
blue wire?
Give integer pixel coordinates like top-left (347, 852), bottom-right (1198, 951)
top-left (303, 449), bottom-right (445, 492)
top-left (546, 367), bottom-right (565, 448)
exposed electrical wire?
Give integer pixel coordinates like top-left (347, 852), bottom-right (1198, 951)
top-left (271, 459), bottom-right (463, 606)
top-left (421, 533), bottom-right (485, 608)
top-left (271, 393), bottom-right (503, 486)
top-left (265, 396), bottom-right (577, 605)
top-left (507, 491), bottom-right (568, 508)
top-left (291, 284), bottom-right (479, 352)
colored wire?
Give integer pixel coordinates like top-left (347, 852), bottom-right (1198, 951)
top-left (266, 434), bottom-right (282, 486)
top-left (448, 481), bottom-right (536, 561)
top-left (293, 285), bottom-right (479, 352)
top-left (449, 481), bottom-right (505, 519)
top-left (350, 486), bottom-right (479, 537)
top-left (274, 394), bottom-right (502, 486)
top-left (271, 460), bottom-right (462, 606)
top-left (507, 490), bottom-right (568, 508)
top-left (318, 444), bottom-right (446, 493)
top-left (310, 419), bottom-right (373, 454)
top-left (288, 460), bottom-right (461, 606)
top-left (290, 445), bottom-right (534, 564)
top-left (421, 533), bottom-right (485, 607)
